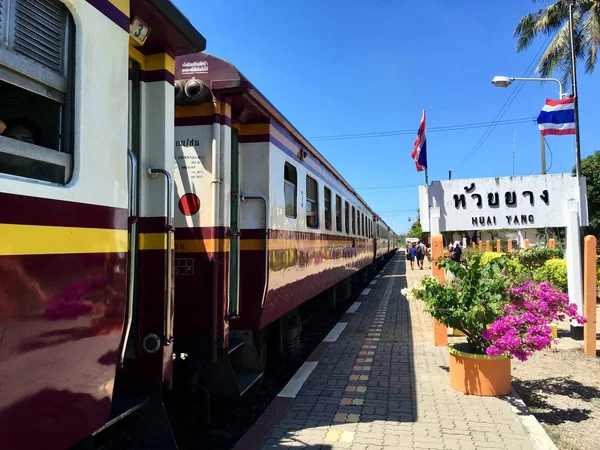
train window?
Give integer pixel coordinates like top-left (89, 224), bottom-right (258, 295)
top-left (0, 0), bottom-right (75, 184)
top-left (324, 186), bottom-right (332, 230)
top-left (359, 212), bottom-right (363, 236)
top-left (351, 206), bottom-right (356, 235)
top-left (362, 214), bottom-right (366, 237)
top-left (283, 163), bottom-right (298, 218)
top-left (344, 201), bottom-right (349, 234)
top-left (306, 175), bottom-right (318, 228)
top-left (335, 195), bottom-right (342, 232)
top-left (284, 162), bottom-right (297, 218)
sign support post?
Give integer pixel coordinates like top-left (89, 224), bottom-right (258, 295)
top-left (566, 199), bottom-right (584, 339)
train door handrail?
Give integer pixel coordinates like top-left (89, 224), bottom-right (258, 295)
top-left (121, 149), bottom-right (138, 366)
top-left (240, 194), bottom-right (269, 307)
top-left (148, 167), bottom-right (174, 345)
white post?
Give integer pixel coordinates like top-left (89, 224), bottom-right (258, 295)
top-left (566, 199), bottom-right (584, 329)
top-left (430, 206), bottom-right (441, 235)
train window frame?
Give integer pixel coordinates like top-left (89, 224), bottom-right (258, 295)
top-left (0, 0), bottom-right (76, 185)
top-left (324, 186), bottom-right (332, 230)
top-left (351, 206), bottom-right (356, 235)
top-left (359, 211), bottom-right (362, 236)
top-left (335, 194), bottom-right (342, 232)
top-left (344, 201), bottom-right (349, 235)
top-left (306, 175), bottom-right (318, 229)
top-left (284, 162), bottom-right (297, 218)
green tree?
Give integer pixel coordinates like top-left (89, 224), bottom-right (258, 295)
top-left (575, 150), bottom-right (600, 237)
top-left (408, 209), bottom-right (425, 239)
top-left (408, 219), bottom-right (423, 239)
top-left (515, 0), bottom-right (600, 85)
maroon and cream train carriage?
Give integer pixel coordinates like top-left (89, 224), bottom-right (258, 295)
top-left (0, 0), bottom-right (205, 449)
top-left (172, 52), bottom-right (397, 399)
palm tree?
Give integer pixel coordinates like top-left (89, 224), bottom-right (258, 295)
top-left (515, 0), bottom-right (600, 85)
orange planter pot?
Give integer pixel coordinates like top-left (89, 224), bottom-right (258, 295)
top-left (448, 344), bottom-right (511, 396)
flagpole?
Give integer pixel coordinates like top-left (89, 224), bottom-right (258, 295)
top-left (568, 0), bottom-right (582, 180)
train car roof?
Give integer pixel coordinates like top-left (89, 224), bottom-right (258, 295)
top-left (131, 0), bottom-right (206, 55)
top-left (175, 52), bottom-right (390, 218)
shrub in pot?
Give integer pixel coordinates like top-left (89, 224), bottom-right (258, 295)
top-left (406, 254), bottom-right (586, 396)
top-left (417, 255), bottom-right (512, 396)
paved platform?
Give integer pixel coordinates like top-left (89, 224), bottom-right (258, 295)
top-left (235, 253), bottom-right (538, 450)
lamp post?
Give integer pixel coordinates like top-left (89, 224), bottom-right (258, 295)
top-left (568, 0), bottom-right (582, 179)
top-left (491, 76), bottom-right (567, 99)
top-left (491, 75), bottom-right (567, 175)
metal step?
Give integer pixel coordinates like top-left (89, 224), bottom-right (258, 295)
top-left (234, 369), bottom-right (263, 396)
top-left (228, 338), bottom-right (245, 354)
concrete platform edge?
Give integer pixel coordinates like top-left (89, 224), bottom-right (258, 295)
top-left (506, 388), bottom-right (558, 450)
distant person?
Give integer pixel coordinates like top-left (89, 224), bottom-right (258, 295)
top-left (416, 240), bottom-right (426, 270)
top-left (408, 243), bottom-right (416, 270)
top-left (451, 241), bottom-right (462, 263)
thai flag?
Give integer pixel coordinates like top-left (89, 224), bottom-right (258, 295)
top-left (411, 110), bottom-right (427, 172)
top-left (537, 97), bottom-right (575, 136)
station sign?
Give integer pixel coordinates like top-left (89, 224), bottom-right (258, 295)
top-left (419, 174), bottom-right (588, 232)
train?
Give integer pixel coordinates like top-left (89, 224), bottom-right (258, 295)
top-left (0, 1), bottom-right (397, 449)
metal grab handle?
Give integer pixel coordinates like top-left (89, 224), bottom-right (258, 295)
top-left (121, 149), bottom-right (138, 366)
top-left (148, 167), bottom-right (174, 345)
top-left (240, 195), bottom-right (269, 307)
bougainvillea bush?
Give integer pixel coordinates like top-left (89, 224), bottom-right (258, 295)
top-left (403, 253), bottom-right (587, 361)
top-left (483, 281), bottom-right (586, 361)
top-left (415, 255), bottom-right (510, 354)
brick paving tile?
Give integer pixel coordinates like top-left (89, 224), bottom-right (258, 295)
top-left (250, 253), bottom-right (536, 450)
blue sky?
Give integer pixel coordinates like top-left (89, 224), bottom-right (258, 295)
top-left (176, 0), bottom-right (597, 234)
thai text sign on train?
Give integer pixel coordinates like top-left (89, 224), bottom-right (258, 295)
top-left (419, 174), bottom-right (588, 232)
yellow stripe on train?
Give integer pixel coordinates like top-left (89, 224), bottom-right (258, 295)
top-left (0, 224), bottom-right (128, 256)
top-left (174, 238), bottom-right (364, 253)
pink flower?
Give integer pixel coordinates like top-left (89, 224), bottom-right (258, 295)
top-left (483, 281), bottom-right (586, 361)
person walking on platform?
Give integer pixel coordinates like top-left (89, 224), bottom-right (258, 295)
top-left (416, 241), bottom-right (425, 270)
top-left (451, 240), bottom-right (462, 263)
top-left (408, 243), bottom-right (416, 270)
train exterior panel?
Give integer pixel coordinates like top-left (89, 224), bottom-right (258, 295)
top-left (0, 0), bottom-right (206, 448)
top-left (0, 1), bottom-right (130, 448)
top-left (173, 53), bottom-right (396, 359)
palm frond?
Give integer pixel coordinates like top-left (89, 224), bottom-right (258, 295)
top-left (515, 2), bottom-right (570, 52)
top-left (582, 3), bottom-right (600, 71)
top-left (536, 21), bottom-right (571, 79)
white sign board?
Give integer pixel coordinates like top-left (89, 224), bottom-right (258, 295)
top-left (419, 174), bottom-right (588, 232)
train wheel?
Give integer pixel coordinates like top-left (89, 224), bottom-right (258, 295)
top-left (283, 309), bottom-right (302, 359)
top-left (254, 330), bottom-right (268, 374)
top-left (328, 285), bottom-right (338, 309)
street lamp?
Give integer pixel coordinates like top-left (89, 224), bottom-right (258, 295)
top-left (491, 75), bottom-right (567, 99)
top-left (491, 75), bottom-right (567, 175)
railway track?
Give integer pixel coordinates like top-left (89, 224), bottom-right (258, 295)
top-left (93, 267), bottom-right (379, 450)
